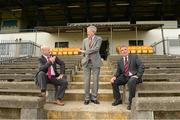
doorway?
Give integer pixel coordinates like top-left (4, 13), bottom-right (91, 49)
top-left (100, 40), bottom-right (109, 60)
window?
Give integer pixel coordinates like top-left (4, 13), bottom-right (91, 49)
top-left (2, 19), bottom-right (17, 27)
top-left (129, 40), bottom-right (144, 46)
top-left (169, 40), bottom-right (180, 46)
top-left (55, 42), bottom-right (69, 48)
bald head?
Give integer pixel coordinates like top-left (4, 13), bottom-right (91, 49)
top-left (41, 45), bottom-right (51, 56)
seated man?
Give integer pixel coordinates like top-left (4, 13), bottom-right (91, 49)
top-left (111, 45), bottom-right (144, 110)
top-left (35, 45), bottom-right (68, 106)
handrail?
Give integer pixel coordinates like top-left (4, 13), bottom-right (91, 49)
top-left (0, 40), bottom-right (41, 64)
top-left (150, 39), bottom-right (167, 47)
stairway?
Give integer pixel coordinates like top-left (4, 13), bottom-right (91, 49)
top-left (44, 61), bottom-right (130, 119)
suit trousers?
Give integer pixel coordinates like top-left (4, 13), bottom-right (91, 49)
top-left (37, 71), bottom-right (68, 100)
top-left (83, 62), bottom-right (100, 101)
top-left (112, 75), bottom-right (139, 104)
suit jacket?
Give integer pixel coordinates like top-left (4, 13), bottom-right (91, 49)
top-left (34, 55), bottom-right (65, 85)
top-left (115, 54), bottom-right (145, 83)
top-left (81, 35), bottom-right (102, 67)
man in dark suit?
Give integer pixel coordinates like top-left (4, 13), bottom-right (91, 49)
top-left (35, 45), bottom-right (68, 106)
top-left (79, 25), bottom-right (102, 105)
top-left (111, 45), bottom-right (144, 110)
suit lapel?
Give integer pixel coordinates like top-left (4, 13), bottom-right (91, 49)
top-left (42, 55), bottom-right (48, 63)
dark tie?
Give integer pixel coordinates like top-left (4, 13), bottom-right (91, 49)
top-left (124, 57), bottom-right (129, 76)
top-left (89, 37), bottom-right (93, 48)
top-left (47, 56), bottom-right (51, 80)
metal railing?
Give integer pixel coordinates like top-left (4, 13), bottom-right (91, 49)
top-left (0, 40), bottom-right (40, 64)
top-left (151, 39), bottom-right (180, 55)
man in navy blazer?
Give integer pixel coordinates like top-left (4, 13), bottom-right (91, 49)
top-left (35, 45), bottom-right (68, 106)
top-left (111, 45), bottom-right (144, 110)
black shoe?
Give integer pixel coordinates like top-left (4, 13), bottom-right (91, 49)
top-left (84, 100), bottom-right (89, 105)
top-left (127, 104), bottom-right (131, 110)
top-left (112, 100), bottom-right (122, 106)
top-left (91, 100), bottom-right (100, 104)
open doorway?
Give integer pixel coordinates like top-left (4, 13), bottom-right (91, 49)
top-left (100, 40), bottom-right (109, 60)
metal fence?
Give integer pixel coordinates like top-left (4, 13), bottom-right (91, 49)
top-left (152, 39), bottom-right (180, 55)
top-left (0, 40), bottom-right (40, 64)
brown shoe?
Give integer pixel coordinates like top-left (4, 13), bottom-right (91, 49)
top-left (39, 92), bottom-right (46, 97)
top-left (56, 99), bottom-right (65, 106)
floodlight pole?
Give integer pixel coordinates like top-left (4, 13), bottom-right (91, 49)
top-left (161, 26), bottom-right (166, 55)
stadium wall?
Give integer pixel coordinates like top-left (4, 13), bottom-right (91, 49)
top-left (0, 29), bottom-right (180, 55)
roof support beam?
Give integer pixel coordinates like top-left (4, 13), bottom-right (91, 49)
top-left (128, 0), bottom-right (136, 24)
top-left (85, 0), bottom-right (91, 22)
top-left (106, 0), bottom-right (112, 21)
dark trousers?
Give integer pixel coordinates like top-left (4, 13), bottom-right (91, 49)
top-left (112, 75), bottom-right (139, 104)
top-left (37, 71), bottom-right (68, 100)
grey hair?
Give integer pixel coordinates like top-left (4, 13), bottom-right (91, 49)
top-left (87, 25), bottom-right (97, 33)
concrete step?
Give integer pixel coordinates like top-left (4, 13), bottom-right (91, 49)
top-left (44, 101), bottom-right (130, 119)
top-left (108, 54), bottom-right (179, 59)
top-left (0, 88), bottom-right (115, 101)
top-left (76, 71), bottom-right (113, 75)
top-left (64, 89), bottom-right (115, 101)
top-left (111, 63), bottom-right (180, 68)
top-left (72, 74), bottom-right (180, 82)
top-left (0, 89), bottom-right (40, 96)
top-left (111, 59), bottom-right (180, 64)
top-left (0, 81), bottom-right (112, 90)
top-left (138, 82), bottom-right (180, 91)
top-left (1, 73), bottom-right (179, 82)
top-left (69, 82), bottom-right (112, 89)
top-left (1, 81), bottom-right (180, 92)
top-left (137, 90), bottom-right (180, 97)
top-left (143, 60), bottom-right (180, 63)
top-left (145, 63), bottom-right (180, 68)
top-left (0, 69), bottom-right (72, 74)
top-left (144, 68), bottom-right (180, 74)
top-left (78, 68), bottom-right (180, 75)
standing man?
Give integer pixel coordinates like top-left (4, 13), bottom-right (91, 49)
top-left (79, 25), bottom-right (102, 105)
top-left (35, 45), bottom-right (68, 106)
top-left (111, 45), bottom-right (144, 110)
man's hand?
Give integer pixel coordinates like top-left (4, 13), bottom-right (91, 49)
top-left (49, 56), bottom-right (56, 62)
top-left (79, 49), bottom-right (85, 53)
top-left (56, 74), bottom-right (64, 80)
top-left (111, 76), bottom-right (116, 83)
top-left (132, 75), bottom-right (138, 79)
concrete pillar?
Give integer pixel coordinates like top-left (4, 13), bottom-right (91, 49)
top-left (21, 108), bottom-right (46, 119)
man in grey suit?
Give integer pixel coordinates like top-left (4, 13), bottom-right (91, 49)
top-left (79, 25), bottom-right (102, 105)
top-left (111, 45), bottom-right (144, 110)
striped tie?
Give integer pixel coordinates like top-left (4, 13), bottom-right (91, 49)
top-left (124, 57), bottom-right (129, 76)
top-left (89, 37), bottom-right (93, 48)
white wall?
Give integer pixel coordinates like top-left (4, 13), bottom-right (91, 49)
top-left (0, 28), bottom-right (180, 55)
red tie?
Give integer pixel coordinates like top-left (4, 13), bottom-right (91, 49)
top-left (47, 56), bottom-right (51, 80)
top-left (124, 57), bottom-right (129, 76)
top-left (89, 37), bottom-right (93, 48)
